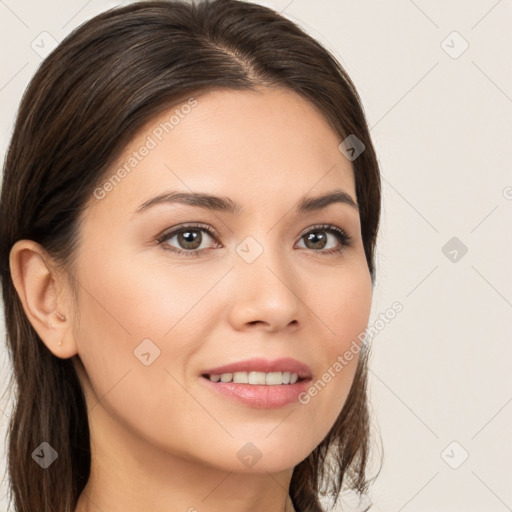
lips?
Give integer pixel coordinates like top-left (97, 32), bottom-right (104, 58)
top-left (200, 358), bottom-right (314, 409)
top-left (201, 357), bottom-right (313, 380)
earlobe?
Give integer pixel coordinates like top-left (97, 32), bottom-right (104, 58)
top-left (9, 240), bottom-right (78, 359)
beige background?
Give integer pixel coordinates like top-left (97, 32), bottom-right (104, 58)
top-left (1, 0), bottom-right (511, 510)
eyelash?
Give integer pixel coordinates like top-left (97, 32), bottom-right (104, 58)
top-left (156, 222), bottom-right (353, 258)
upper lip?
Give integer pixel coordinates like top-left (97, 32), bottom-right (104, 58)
top-left (201, 357), bottom-right (313, 380)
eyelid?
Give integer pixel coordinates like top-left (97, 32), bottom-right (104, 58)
top-left (155, 222), bottom-right (218, 247)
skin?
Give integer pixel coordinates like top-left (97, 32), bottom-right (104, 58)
top-left (10, 86), bottom-right (373, 512)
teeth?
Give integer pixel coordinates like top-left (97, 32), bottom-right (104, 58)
top-left (234, 372), bottom-right (249, 384)
top-left (206, 371), bottom-right (300, 385)
top-left (248, 372), bottom-right (264, 384)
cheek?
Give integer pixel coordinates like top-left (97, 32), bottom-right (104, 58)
top-left (72, 275), bottom-right (205, 457)
top-left (75, 244), bottom-right (218, 342)
top-left (71, 250), bottom-right (224, 428)
top-left (308, 256), bottom-right (373, 353)
top-left (297, 262), bottom-right (372, 443)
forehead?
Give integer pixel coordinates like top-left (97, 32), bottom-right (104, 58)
top-left (86, 87), bottom-right (357, 220)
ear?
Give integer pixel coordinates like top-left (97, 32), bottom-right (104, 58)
top-left (9, 239), bottom-right (78, 359)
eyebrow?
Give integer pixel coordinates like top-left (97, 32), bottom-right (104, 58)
top-left (134, 188), bottom-right (359, 216)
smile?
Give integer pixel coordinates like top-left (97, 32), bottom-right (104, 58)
top-left (203, 371), bottom-right (301, 385)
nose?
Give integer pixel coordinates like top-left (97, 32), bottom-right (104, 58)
top-left (227, 237), bottom-right (304, 333)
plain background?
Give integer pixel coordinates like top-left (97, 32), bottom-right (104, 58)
top-left (1, 0), bottom-right (511, 510)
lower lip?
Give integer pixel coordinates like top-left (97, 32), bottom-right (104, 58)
top-left (200, 376), bottom-right (311, 409)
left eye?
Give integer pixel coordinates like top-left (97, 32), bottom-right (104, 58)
top-left (296, 226), bottom-right (351, 252)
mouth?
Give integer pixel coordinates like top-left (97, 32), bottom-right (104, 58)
top-left (200, 370), bottom-right (312, 410)
top-left (200, 357), bottom-right (313, 385)
top-left (199, 360), bottom-right (313, 409)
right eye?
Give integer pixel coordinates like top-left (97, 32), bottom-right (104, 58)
top-left (156, 223), bottom-right (220, 257)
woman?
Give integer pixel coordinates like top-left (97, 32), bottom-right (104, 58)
top-left (0, 1), bottom-right (382, 511)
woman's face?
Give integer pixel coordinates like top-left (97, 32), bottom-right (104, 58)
top-left (71, 86), bottom-right (372, 473)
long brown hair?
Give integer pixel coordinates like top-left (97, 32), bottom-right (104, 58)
top-left (0, 1), bottom-right (382, 510)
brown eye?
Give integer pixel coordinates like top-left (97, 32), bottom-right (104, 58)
top-left (157, 223), bottom-right (218, 257)
top-left (297, 225), bottom-right (353, 254)
top-left (173, 228), bottom-right (205, 250)
top-left (303, 231), bottom-right (328, 250)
